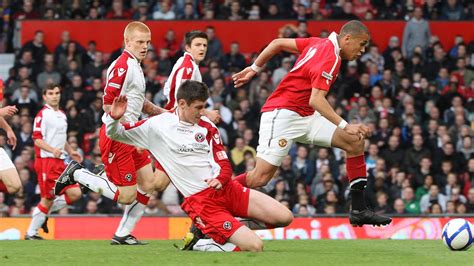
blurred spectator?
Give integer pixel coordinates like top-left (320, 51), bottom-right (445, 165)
top-left (106, 0), bottom-right (132, 19)
top-left (152, 1), bottom-right (176, 20)
top-left (204, 26), bottom-right (223, 63)
top-left (220, 42), bottom-right (246, 73)
top-left (441, 0), bottom-right (466, 20)
top-left (402, 7), bottom-right (431, 58)
top-left (420, 184), bottom-right (447, 213)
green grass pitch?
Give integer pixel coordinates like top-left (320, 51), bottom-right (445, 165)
top-left (0, 240), bottom-right (472, 265)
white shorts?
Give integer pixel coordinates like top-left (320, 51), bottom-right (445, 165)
top-left (0, 147), bottom-right (15, 171)
top-left (257, 109), bottom-right (337, 166)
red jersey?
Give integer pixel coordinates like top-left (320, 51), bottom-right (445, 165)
top-left (262, 32), bottom-right (342, 117)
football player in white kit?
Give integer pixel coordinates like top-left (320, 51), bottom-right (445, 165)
top-left (105, 80), bottom-right (293, 252)
top-left (0, 105), bottom-right (21, 195)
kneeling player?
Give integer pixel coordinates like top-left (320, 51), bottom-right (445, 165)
top-left (61, 81), bottom-right (292, 251)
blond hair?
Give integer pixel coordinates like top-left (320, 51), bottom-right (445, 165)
top-left (123, 21), bottom-right (151, 39)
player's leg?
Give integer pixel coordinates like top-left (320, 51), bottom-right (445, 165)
top-left (304, 112), bottom-right (391, 226)
top-left (0, 148), bottom-right (21, 194)
top-left (245, 189), bottom-right (293, 229)
top-left (112, 154), bottom-right (155, 245)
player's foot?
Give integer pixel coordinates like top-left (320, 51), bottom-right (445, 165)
top-left (110, 234), bottom-right (148, 245)
top-left (54, 160), bottom-right (82, 195)
top-left (180, 232), bottom-right (199, 251)
top-left (189, 223), bottom-right (206, 239)
top-left (24, 234), bottom-right (44, 240)
top-left (349, 209), bottom-right (392, 227)
top-left (41, 217), bottom-right (49, 234)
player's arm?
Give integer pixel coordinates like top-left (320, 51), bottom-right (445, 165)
top-left (105, 95), bottom-right (151, 149)
top-left (205, 126), bottom-right (232, 190)
top-left (203, 109), bottom-right (221, 124)
top-left (142, 98), bottom-right (166, 116)
top-left (34, 139), bottom-right (61, 158)
top-left (0, 105), bottom-right (18, 118)
top-left (0, 116), bottom-right (17, 150)
top-left (64, 142), bottom-right (83, 162)
top-left (233, 38), bottom-right (299, 88)
top-left (309, 89), bottom-right (369, 137)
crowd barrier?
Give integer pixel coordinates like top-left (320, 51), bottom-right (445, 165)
top-left (1, 216), bottom-right (473, 240)
top-left (21, 21), bottom-right (474, 55)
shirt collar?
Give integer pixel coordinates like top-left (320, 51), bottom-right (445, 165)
top-left (328, 32), bottom-right (341, 55)
top-left (124, 49), bottom-right (138, 62)
top-left (175, 108), bottom-right (194, 126)
top-left (184, 52), bottom-right (196, 62)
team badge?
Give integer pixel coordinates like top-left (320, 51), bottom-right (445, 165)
top-left (278, 138), bottom-right (288, 148)
top-left (125, 173), bottom-right (132, 182)
top-left (195, 133), bottom-right (205, 142)
top-left (223, 221), bottom-right (232, 231)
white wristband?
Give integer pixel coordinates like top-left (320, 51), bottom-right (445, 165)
top-left (250, 63), bottom-right (263, 73)
top-left (338, 120), bottom-right (348, 129)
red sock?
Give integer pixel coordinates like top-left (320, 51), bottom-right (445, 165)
top-left (234, 173), bottom-right (247, 187)
top-left (64, 194), bottom-right (73, 205)
top-left (136, 191), bottom-right (150, 205)
top-left (233, 246), bottom-right (241, 252)
top-left (37, 203), bottom-right (49, 214)
top-left (113, 190), bottom-right (120, 202)
top-left (346, 155), bottom-right (367, 182)
top-left (0, 181), bottom-right (7, 193)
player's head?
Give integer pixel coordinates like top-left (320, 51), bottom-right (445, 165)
top-left (123, 21), bottom-right (151, 62)
top-left (338, 20), bottom-right (370, 61)
top-left (177, 80), bottom-right (209, 124)
top-left (184, 30), bottom-right (208, 64)
top-left (42, 84), bottom-right (61, 109)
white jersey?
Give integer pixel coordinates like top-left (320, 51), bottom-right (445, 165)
top-left (163, 52), bottom-right (202, 110)
top-left (103, 49), bottom-right (146, 123)
top-left (104, 110), bottom-right (232, 197)
top-left (33, 105), bottom-right (68, 158)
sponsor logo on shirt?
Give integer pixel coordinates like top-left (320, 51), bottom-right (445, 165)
top-left (177, 145), bottom-right (194, 153)
top-left (195, 133), bottom-right (205, 142)
top-left (118, 68), bottom-right (126, 77)
top-left (177, 127), bottom-right (193, 134)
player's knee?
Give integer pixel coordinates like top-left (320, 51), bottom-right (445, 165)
top-left (7, 182), bottom-right (21, 194)
top-left (281, 209), bottom-right (294, 226)
top-left (118, 193), bottom-right (136, 205)
top-left (247, 239), bottom-right (263, 252)
top-left (66, 189), bottom-right (82, 202)
top-left (345, 139), bottom-right (364, 155)
top-left (248, 175), bottom-right (270, 188)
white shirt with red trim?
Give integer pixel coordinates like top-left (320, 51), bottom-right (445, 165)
top-left (32, 105), bottom-right (68, 158)
top-left (163, 52), bottom-right (202, 110)
top-left (104, 110), bottom-right (231, 197)
top-left (262, 32), bottom-right (342, 117)
top-left (102, 50), bottom-right (146, 123)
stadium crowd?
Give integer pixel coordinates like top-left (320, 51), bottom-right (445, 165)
top-left (0, 1), bottom-right (473, 218)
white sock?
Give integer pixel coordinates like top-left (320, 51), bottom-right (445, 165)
top-left (73, 168), bottom-right (118, 200)
top-left (27, 206), bottom-right (47, 236)
top-left (193, 239), bottom-right (238, 252)
top-left (115, 203), bottom-right (146, 237)
top-left (49, 195), bottom-right (68, 213)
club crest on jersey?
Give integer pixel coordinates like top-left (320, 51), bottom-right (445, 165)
top-left (125, 173), bottom-right (132, 182)
top-left (278, 138), bottom-right (288, 148)
top-left (223, 221), bottom-right (232, 231)
top-left (195, 133), bottom-right (205, 142)
top-left (322, 71), bottom-right (333, 81)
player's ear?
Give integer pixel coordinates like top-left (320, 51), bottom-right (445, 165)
top-left (178, 99), bottom-right (186, 108)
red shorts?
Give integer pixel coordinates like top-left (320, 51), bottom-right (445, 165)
top-left (181, 181), bottom-right (250, 244)
top-left (38, 158), bottom-right (78, 199)
top-left (99, 124), bottom-right (151, 186)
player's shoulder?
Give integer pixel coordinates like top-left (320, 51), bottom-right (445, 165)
top-left (35, 106), bottom-right (48, 117)
top-left (198, 116), bottom-right (218, 131)
top-left (110, 50), bottom-right (134, 71)
top-left (181, 53), bottom-right (195, 67)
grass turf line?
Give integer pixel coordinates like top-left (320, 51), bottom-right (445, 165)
top-left (0, 240), bottom-right (472, 265)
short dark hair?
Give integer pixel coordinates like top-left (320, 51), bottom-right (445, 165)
top-left (43, 84), bottom-right (60, 95)
top-left (176, 80), bottom-right (209, 105)
top-left (184, 30), bottom-right (208, 46)
top-left (340, 20), bottom-right (369, 38)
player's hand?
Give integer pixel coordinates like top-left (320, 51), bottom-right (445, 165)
top-left (110, 95), bottom-right (128, 120)
top-left (52, 148), bottom-right (62, 158)
top-left (205, 178), bottom-right (223, 190)
top-left (6, 129), bottom-right (17, 150)
top-left (232, 66), bottom-right (257, 88)
top-left (344, 124), bottom-right (371, 140)
top-left (0, 105), bottom-right (18, 118)
top-left (70, 151), bottom-right (83, 163)
top-left (206, 109), bottom-right (221, 124)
